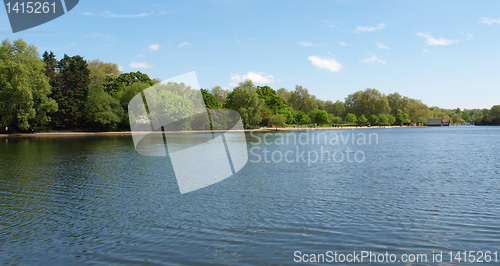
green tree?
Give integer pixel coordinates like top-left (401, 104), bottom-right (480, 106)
top-left (210, 86), bottom-right (230, 105)
top-left (327, 114), bottom-right (334, 124)
top-left (406, 99), bottom-right (429, 124)
top-left (489, 105), bottom-right (500, 125)
top-left (387, 92), bottom-right (409, 117)
top-left (368, 114), bottom-right (379, 126)
top-left (119, 82), bottom-right (155, 127)
top-left (276, 88), bottom-right (291, 102)
top-left (451, 113), bottom-right (464, 124)
top-left (259, 104), bottom-right (274, 126)
top-left (88, 60), bottom-right (121, 86)
top-left (0, 39), bottom-right (57, 131)
top-left (329, 115), bottom-right (342, 125)
top-left (201, 88), bottom-right (223, 109)
top-left (396, 113), bottom-right (410, 125)
top-left (344, 88), bottom-right (390, 117)
top-left (292, 111), bottom-right (310, 125)
top-left (256, 85), bottom-right (293, 123)
top-left (325, 100), bottom-right (345, 117)
top-left (315, 99), bottom-right (325, 111)
top-left (42, 51), bottom-right (57, 87)
top-left (288, 85), bottom-right (318, 113)
top-left (50, 54), bottom-right (90, 128)
top-left (345, 113), bottom-right (357, 124)
top-left (223, 80), bottom-right (264, 128)
top-left (84, 84), bottom-right (124, 131)
top-left (387, 114), bottom-right (396, 125)
top-left (140, 82), bottom-right (208, 131)
top-left (378, 114), bottom-right (390, 126)
top-left (461, 112), bottom-right (471, 123)
top-left (107, 71), bottom-right (153, 99)
top-left (490, 105), bottom-right (500, 117)
top-left (359, 114), bottom-right (368, 126)
top-left (119, 82), bottom-right (151, 108)
top-left (310, 109), bottom-right (329, 125)
top-left (268, 114), bottom-right (286, 130)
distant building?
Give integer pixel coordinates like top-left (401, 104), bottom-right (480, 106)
top-left (426, 118), bottom-right (450, 126)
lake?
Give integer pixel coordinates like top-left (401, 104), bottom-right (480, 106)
top-left (1, 126), bottom-right (500, 264)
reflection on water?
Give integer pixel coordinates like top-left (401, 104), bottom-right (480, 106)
top-left (1, 127), bottom-right (500, 264)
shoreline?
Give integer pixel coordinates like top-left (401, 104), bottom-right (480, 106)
top-left (0, 126), bottom-right (427, 138)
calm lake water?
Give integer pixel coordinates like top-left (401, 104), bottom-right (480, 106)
top-left (1, 127), bottom-right (500, 265)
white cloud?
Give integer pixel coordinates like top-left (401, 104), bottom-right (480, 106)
top-left (83, 11), bottom-right (153, 18)
top-left (375, 42), bottom-right (389, 49)
top-left (149, 44), bottom-right (160, 51)
top-left (178, 41), bottom-right (191, 48)
top-left (458, 31), bottom-right (473, 41)
top-left (479, 17), bottom-right (500, 25)
top-left (118, 65), bottom-right (124, 72)
top-left (308, 56), bottom-right (342, 72)
top-left (230, 72), bottom-right (274, 87)
top-left (360, 55), bottom-right (386, 64)
top-left (129, 62), bottom-right (153, 69)
top-left (416, 32), bottom-right (459, 46)
top-left (340, 41), bottom-right (349, 46)
top-left (298, 41), bottom-right (315, 47)
top-left (322, 20), bottom-right (339, 28)
top-left (355, 23), bottom-right (387, 33)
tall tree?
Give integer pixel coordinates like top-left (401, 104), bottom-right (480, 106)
top-left (287, 85), bottom-right (318, 113)
top-left (51, 54), bottom-right (90, 128)
top-left (210, 86), bottom-right (230, 105)
top-left (276, 88), bottom-right (291, 102)
top-left (344, 88), bottom-right (390, 118)
top-left (0, 39), bottom-right (57, 131)
top-left (256, 85), bottom-right (293, 123)
top-left (489, 105), bottom-right (500, 125)
top-left (406, 99), bottom-right (429, 124)
top-left (87, 60), bottom-right (121, 86)
top-left (201, 88), bottom-right (222, 109)
top-left (316, 99), bottom-right (325, 111)
top-left (42, 51), bottom-right (57, 87)
top-left (259, 104), bottom-right (274, 126)
top-left (325, 100), bottom-right (345, 117)
top-left (223, 80), bottom-right (264, 128)
top-left (387, 92), bottom-right (409, 117)
top-left (84, 84), bottom-right (124, 131)
top-left (118, 82), bottom-right (154, 128)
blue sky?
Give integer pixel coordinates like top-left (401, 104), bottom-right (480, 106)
top-left (1, 0), bottom-right (500, 109)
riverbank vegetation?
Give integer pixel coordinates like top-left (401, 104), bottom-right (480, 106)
top-left (1, 39), bottom-right (499, 132)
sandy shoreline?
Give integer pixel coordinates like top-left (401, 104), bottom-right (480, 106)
top-left (0, 126), bottom-right (423, 138)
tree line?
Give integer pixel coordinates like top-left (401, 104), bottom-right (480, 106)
top-left (1, 39), bottom-right (499, 132)
top-left (207, 83), bottom-right (500, 129)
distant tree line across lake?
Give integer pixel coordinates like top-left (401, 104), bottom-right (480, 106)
top-left (1, 39), bottom-right (499, 132)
